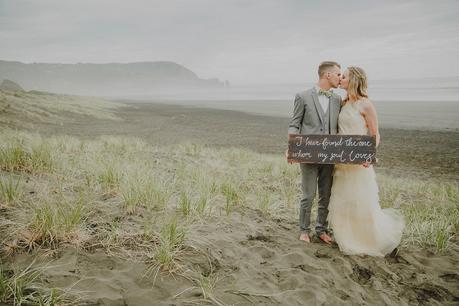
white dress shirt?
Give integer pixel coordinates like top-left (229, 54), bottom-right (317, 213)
top-left (314, 85), bottom-right (330, 113)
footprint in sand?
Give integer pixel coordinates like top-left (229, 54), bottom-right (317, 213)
top-left (350, 265), bottom-right (374, 285)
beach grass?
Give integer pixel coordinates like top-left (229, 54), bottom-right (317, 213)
top-left (150, 217), bottom-right (187, 272)
top-left (0, 128), bottom-right (458, 302)
top-left (378, 175), bottom-right (459, 252)
top-left (0, 175), bottom-right (23, 206)
top-left (26, 196), bottom-right (87, 249)
top-left (0, 261), bottom-right (77, 305)
top-left (0, 129), bottom-right (456, 253)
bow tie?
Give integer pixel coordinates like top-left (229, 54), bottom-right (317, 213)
top-left (318, 89), bottom-right (332, 98)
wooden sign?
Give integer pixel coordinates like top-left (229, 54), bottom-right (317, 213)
top-left (287, 134), bottom-right (376, 164)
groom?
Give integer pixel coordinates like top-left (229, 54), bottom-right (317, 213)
top-left (287, 61), bottom-right (342, 244)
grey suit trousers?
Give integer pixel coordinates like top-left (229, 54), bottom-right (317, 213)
top-left (299, 163), bottom-right (333, 235)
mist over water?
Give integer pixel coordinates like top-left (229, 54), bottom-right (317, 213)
top-left (116, 77), bottom-right (459, 131)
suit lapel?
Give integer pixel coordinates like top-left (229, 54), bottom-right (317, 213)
top-left (329, 96), bottom-right (336, 122)
top-left (311, 88), bottom-right (324, 124)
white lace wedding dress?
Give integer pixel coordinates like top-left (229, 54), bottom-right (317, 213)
top-left (328, 101), bottom-right (405, 256)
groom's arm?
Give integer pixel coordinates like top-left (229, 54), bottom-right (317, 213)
top-left (286, 93), bottom-right (304, 164)
top-left (288, 93), bottom-right (304, 135)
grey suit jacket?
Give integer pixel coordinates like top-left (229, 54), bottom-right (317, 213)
top-left (288, 87), bottom-right (341, 135)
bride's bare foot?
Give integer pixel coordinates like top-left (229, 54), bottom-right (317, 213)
top-left (299, 233), bottom-right (311, 243)
top-left (319, 232), bottom-right (332, 245)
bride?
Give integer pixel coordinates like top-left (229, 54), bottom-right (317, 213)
top-left (328, 67), bottom-right (405, 256)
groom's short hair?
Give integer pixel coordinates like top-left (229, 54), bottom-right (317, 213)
top-left (318, 61), bottom-right (341, 78)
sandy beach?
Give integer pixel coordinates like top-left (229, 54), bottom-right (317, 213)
top-left (1, 94), bottom-right (458, 305)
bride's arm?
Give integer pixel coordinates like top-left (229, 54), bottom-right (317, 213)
top-left (360, 99), bottom-right (380, 147)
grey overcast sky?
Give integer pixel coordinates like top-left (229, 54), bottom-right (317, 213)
top-left (1, 0), bottom-right (458, 84)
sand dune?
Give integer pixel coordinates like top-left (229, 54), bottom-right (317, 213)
top-left (0, 92), bottom-right (457, 305)
top-left (11, 208), bottom-right (458, 305)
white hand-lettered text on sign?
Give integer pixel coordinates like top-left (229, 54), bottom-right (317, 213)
top-left (288, 134), bottom-right (376, 164)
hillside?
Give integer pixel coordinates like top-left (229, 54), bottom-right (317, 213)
top-left (0, 89), bottom-right (125, 130)
top-left (0, 60), bottom-right (224, 96)
top-left (0, 79), bottom-right (25, 92)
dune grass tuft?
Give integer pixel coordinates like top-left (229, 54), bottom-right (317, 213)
top-left (0, 175), bottom-right (23, 206)
top-left (25, 196), bottom-right (87, 249)
top-left (220, 182), bottom-right (242, 216)
top-left (0, 139), bottom-right (55, 173)
top-left (179, 191), bottom-right (192, 218)
top-left (151, 218), bottom-right (186, 271)
top-left (0, 262), bottom-right (77, 305)
top-left (98, 164), bottom-right (122, 191)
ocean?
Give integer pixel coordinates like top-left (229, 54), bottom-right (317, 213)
top-left (116, 77), bottom-right (459, 131)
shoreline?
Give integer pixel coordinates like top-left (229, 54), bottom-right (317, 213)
top-left (113, 99), bottom-right (459, 133)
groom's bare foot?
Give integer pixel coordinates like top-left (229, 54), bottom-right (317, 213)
top-left (318, 233), bottom-right (332, 245)
top-left (299, 233), bottom-right (311, 243)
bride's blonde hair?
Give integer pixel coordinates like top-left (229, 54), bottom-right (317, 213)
top-left (347, 66), bottom-right (369, 101)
